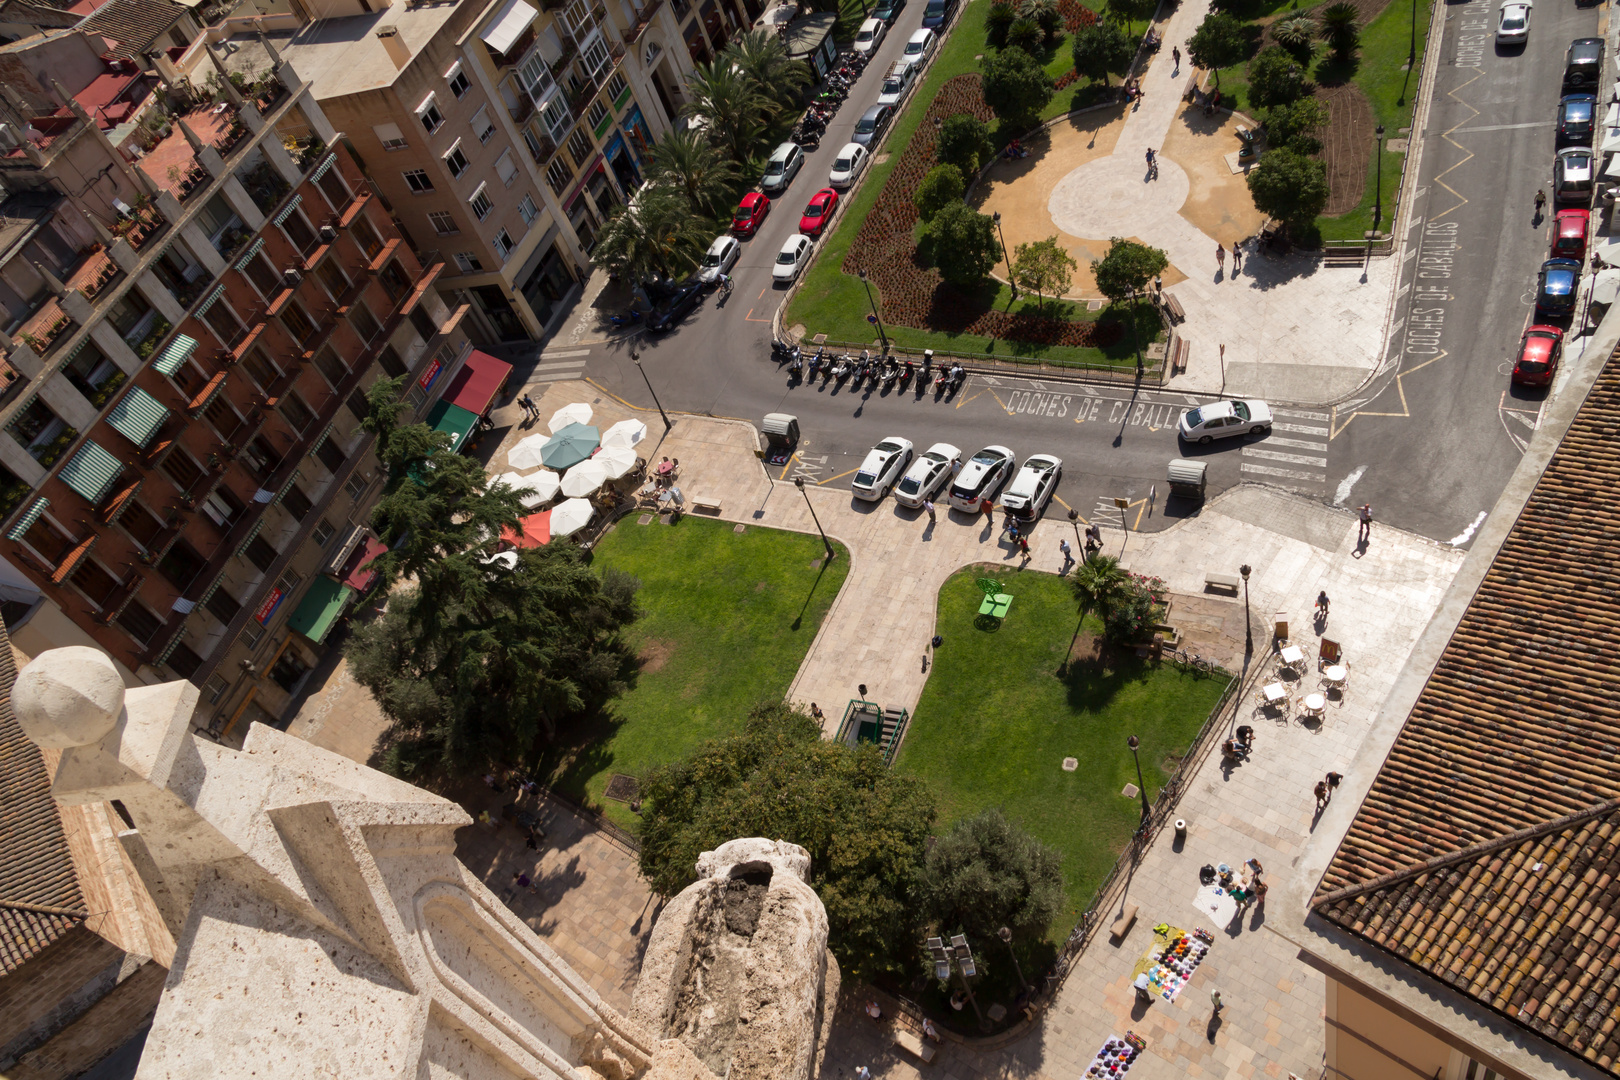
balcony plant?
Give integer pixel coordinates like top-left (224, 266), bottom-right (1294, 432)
top-left (135, 317), bottom-right (173, 360)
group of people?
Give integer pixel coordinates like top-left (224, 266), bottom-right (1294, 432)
top-left (1226, 857), bottom-right (1267, 908)
top-left (1223, 724), bottom-right (1255, 762)
top-left (1001, 138), bottom-right (1030, 160)
top-left (1215, 241), bottom-right (1244, 276)
top-left (515, 393), bottom-right (541, 424)
top-left (1313, 770), bottom-right (1344, 808)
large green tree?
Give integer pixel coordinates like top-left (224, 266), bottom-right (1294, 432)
top-left (1011, 235), bottom-right (1078, 311)
top-left (682, 60), bottom-right (773, 162)
top-left (1186, 13), bottom-right (1250, 90)
top-left (645, 129), bottom-right (740, 220)
top-left (1247, 45), bottom-right (1309, 107)
top-left (637, 703), bottom-right (937, 981)
top-left (592, 189), bottom-right (712, 282)
top-left (923, 809), bottom-right (1065, 944)
top-left (1090, 236), bottom-right (1168, 308)
top-left (1070, 20), bottom-right (1134, 88)
top-left (723, 29), bottom-right (812, 114)
top-left (1246, 147), bottom-right (1329, 235)
top-left (1262, 97), bottom-right (1328, 155)
top-left (914, 164), bottom-right (966, 223)
top-left (980, 46), bottom-right (1053, 131)
top-left (1318, 2), bottom-right (1360, 60)
top-left (927, 203), bottom-right (1001, 287)
top-left (935, 114), bottom-right (994, 177)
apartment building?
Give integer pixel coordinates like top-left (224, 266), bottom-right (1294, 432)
top-left (0, 30), bottom-right (480, 740)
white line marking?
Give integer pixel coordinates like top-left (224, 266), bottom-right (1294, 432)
top-left (1242, 463), bottom-right (1326, 481)
top-left (1271, 408), bottom-right (1331, 421)
top-left (1447, 121), bottom-right (1555, 133)
top-left (1447, 510), bottom-right (1488, 546)
top-left (535, 359), bottom-right (588, 371)
top-left (1271, 422), bottom-right (1330, 436)
top-left (1257, 435), bottom-right (1329, 450)
top-left (540, 348), bottom-right (592, 359)
top-left (1243, 448), bottom-right (1329, 466)
top-left (1333, 465), bottom-right (1367, 506)
top-left (530, 371), bottom-right (589, 382)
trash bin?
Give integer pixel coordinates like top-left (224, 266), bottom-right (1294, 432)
top-left (761, 413), bottom-right (799, 465)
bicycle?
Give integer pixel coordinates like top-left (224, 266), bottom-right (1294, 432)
top-left (1173, 648), bottom-right (1213, 675)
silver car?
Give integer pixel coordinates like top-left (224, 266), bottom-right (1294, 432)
top-left (1178, 399), bottom-right (1274, 443)
top-left (851, 436), bottom-right (915, 500)
top-left (893, 442), bottom-right (961, 507)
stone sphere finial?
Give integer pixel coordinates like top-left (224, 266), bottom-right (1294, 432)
top-left (14, 647), bottom-right (125, 749)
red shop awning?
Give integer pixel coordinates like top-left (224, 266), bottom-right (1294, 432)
top-left (444, 348), bottom-right (512, 418)
top-left (339, 535), bottom-right (389, 592)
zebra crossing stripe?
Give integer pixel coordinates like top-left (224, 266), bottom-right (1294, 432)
top-left (1244, 447), bottom-right (1329, 467)
top-left (1260, 435), bottom-right (1329, 451)
top-left (1272, 408), bottom-right (1330, 421)
top-left (1271, 421), bottom-right (1329, 436)
top-left (1242, 463), bottom-right (1326, 481)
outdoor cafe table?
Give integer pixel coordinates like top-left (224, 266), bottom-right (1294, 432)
top-left (1322, 664), bottom-right (1347, 687)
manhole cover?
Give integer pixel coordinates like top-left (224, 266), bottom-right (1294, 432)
top-left (1122, 783), bottom-right (1140, 798)
top-left (638, 514), bottom-right (654, 525)
top-left (603, 774), bottom-right (640, 802)
top-left (734, 524), bottom-right (746, 533)
top-left (1062, 757), bottom-right (1078, 771)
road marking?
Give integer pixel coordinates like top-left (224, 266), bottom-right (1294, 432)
top-left (1244, 447), bottom-right (1328, 467)
top-left (1446, 510), bottom-right (1488, 546)
top-left (1242, 463), bottom-right (1326, 481)
top-left (1260, 435), bottom-right (1330, 451)
top-left (530, 370), bottom-right (588, 382)
top-left (1272, 408), bottom-right (1330, 421)
top-left (1445, 121), bottom-right (1554, 134)
top-left (1333, 465), bottom-right (1367, 506)
top-left (540, 348), bottom-right (591, 359)
top-left (745, 308), bottom-right (772, 322)
top-left (1272, 422), bottom-right (1330, 436)
top-left (536, 359), bottom-right (588, 371)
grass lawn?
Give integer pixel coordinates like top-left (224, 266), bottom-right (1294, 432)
top-left (535, 516), bottom-right (849, 832)
top-left (896, 568), bottom-right (1232, 939)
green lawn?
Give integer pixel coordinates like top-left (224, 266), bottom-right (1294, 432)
top-left (896, 568), bottom-right (1232, 938)
top-left (536, 516), bottom-right (849, 831)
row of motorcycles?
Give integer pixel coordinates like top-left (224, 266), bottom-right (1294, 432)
top-left (790, 52), bottom-right (867, 148)
top-left (772, 342), bottom-right (967, 395)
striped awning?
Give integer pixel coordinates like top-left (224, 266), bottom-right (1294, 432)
top-left (198, 574), bottom-right (224, 606)
top-left (152, 334), bottom-right (198, 376)
top-left (49, 533), bottom-right (96, 584)
top-left (196, 283), bottom-right (227, 316)
top-left (99, 480), bottom-right (142, 526)
top-left (153, 634), bottom-right (180, 666)
top-left (235, 517), bottom-right (265, 556)
top-left (308, 425), bottom-right (333, 456)
top-left (170, 597), bottom-right (197, 613)
top-left (6, 497), bottom-right (48, 540)
top-left (235, 238), bottom-right (265, 269)
top-left (273, 194), bottom-right (303, 226)
top-left (58, 441), bottom-right (123, 505)
top-left (274, 469), bottom-right (302, 504)
top-left (107, 387), bottom-right (170, 449)
top-left (310, 153), bottom-right (337, 181)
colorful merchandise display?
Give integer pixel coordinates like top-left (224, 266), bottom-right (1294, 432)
top-left (1084, 1032), bottom-right (1146, 1077)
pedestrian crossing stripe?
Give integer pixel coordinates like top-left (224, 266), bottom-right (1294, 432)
top-left (1242, 463), bottom-right (1326, 482)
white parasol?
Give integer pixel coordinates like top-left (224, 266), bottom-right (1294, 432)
top-left (601, 418), bottom-right (648, 448)
top-left (548, 402), bottom-right (594, 433)
top-left (507, 433), bottom-right (551, 472)
top-left (549, 497), bottom-right (595, 537)
top-left (1593, 268), bottom-right (1620, 307)
top-left (495, 469), bottom-right (559, 507)
top-left (561, 459), bottom-right (610, 497)
top-left (595, 444), bottom-right (638, 478)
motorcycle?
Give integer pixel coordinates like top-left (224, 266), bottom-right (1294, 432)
top-left (788, 353), bottom-right (804, 378)
top-left (807, 347), bottom-right (823, 379)
top-left (609, 308), bottom-right (642, 328)
top-left (898, 360), bottom-right (914, 389)
top-left (949, 364), bottom-right (965, 390)
top-left (882, 358), bottom-right (899, 388)
top-left (934, 369), bottom-right (950, 393)
top-left (832, 356), bottom-right (850, 381)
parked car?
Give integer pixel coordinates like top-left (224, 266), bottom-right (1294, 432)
top-left (893, 442), bottom-right (961, 508)
top-left (999, 454), bottom-right (1063, 521)
top-left (877, 61), bottom-right (915, 107)
top-left (1564, 36), bottom-right (1604, 89)
top-left (900, 28), bottom-right (936, 71)
top-left (772, 234), bottom-right (812, 284)
top-left (732, 191), bottom-right (770, 236)
top-left (873, 0), bottom-right (904, 22)
top-left (698, 236), bottom-right (741, 284)
top-left (645, 282), bottom-right (706, 332)
top-left (1556, 94), bottom-right (1596, 147)
top-left (1178, 399), bottom-right (1274, 443)
top-left (1496, 0), bottom-right (1531, 46)
top-left (921, 0), bottom-right (955, 29)
top-left (1553, 147), bottom-right (1595, 205)
top-left (760, 142), bottom-right (804, 193)
top-left (853, 16), bottom-right (886, 55)
top-left (828, 143), bottom-right (869, 189)
top-left (1551, 207), bottom-right (1590, 261)
top-left (799, 188), bottom-right (839, 237)
top-left (852, 104), bottom-right (894, 147)
top-left (1512, 325), bottom-right (1563, 387)
top-left (1535, 258), bottom-right (1582, 319)
top-left (948, 445), bottom-right (1015, 512)
top-left (851, 436), bottom-right (916, 500)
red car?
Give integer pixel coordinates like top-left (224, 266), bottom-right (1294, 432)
top-left (1552, 208), bottom-right (1590, 262)
top-left (732, 191), bottom-right (770, 236)
top-left (1512, 324), bottom-right (1563, 387)
top-left (799, 187), bottom-right (840, 237)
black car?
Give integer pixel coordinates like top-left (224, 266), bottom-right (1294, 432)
top-left (873, 0), bottom-right (904, 22)
top-left (1564, 37), bottom-right (1605, 89)
top-left (1557, 94), bottom-right (1597, 148)
top-left (645, 282), bottom-right (707, 332)
top-left (852, 104), bottom-right (894, 147)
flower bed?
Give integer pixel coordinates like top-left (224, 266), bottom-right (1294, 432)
top-left (840, 74), bottom-right (1122, 349)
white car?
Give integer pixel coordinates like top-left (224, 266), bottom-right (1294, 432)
top-left (1000, 453), bottom-right (1062, 521)
top-left (877, 63), bottom-right (914, 107)
top-left (1178, 399), bottom-right (1274, 443)
top-left (1496, 0), bottom-right (1530, 46)
top-left (893, 442), bottom-right (961, 508)
top-left (947, 444), bottom-right (1015, 512)
top-left (851, 436), bottom-right (915, 500)
top-left (901, 27), bottom-right (935, 71)
top-left (853, 16), bottom-right (886, 55)
top-left (829, 143), bottom-right (869, 189)
top-left (698, 235), bottom-right (740, 284)
top-left (772, 233), bottom-right (811, 283)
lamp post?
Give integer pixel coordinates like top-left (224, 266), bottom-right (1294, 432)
top-left (629, 346), bottom-right (671, 431)
top-left (795, 477), bottom-right (834, 563)
top-left (1240, 564), bottom-right (1252, 654)
top-left (928, 935), bottom-right (986, 1029)
top-left (1126, 734), bottom-right (1151, 826)
top-left (997, 926), bottom-right (1030, 995)
top-left (856, 269), bottom-right (889, 352)
top-left (991, 211), bottom-right (1017, 300)
top-left (1408, 0), bottom-right (1418, 68)
top-left (1372, 125), bottom-right (1386, 236)
top-left (1067, 508), bottom-right (1082, 548)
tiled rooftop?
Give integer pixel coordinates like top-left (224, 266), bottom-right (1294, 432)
top-left (76, 0), bottom-right (187, 58)
top-left (1314, 341), bottom-right (1620, 1076)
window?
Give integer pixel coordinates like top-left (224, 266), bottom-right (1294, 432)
top-left (120, 501), bottom-right (165, 551)
top-left (410, 305), bottom-right (438, 342)
top-left (454, 251), bottom-right (484, 273)
top-left (445, 142), bottom-right (469, 178)
top-left (349, 302), bottom-right (383, 346)
top-left (62, 340), bottom-right (124, 407)
top-left (378, 260), bottom-right (411, 302)
top-left (281, 484), bottom-right (313, 521)
top-left (587, 100), bottom-right (609, 131)
top-left (69, 558), bottom-right (121, 609)
top-left (376, 345), bottom-right (406, 378)
top-left (242, 435), bottom-right (282, 482)
top-left (403, 169), bottom-right (435, 194)
top-left (606, 72), bottom-right (628, 103)
top-left (345, 473), bottom-right (369, 501)
top-left (312, 518), bottom-right (336, 548)
top-left (241, 620), bottom-right (265, 649)
top-left (240, 249), bottom-right (282, 297)
top-left (518, 194), bottom-right (538, 227)
top-left (279, 303), bottom-right (317, 347)
top-left (518, 51), bottom-right (553, 100)
top-left (446, 61), bottom-right (470, 97)
top-left (200, 487), bottom-right (244, 530)
top-left (157, 540), bottom-right (207, 591)
top-left (16, 513), bottom-right (73, 568)
top-left (316, 435), bottom-right (347, 474)
top-left (315, 257), bottom-right (350, 300)
top-left (7, 398), bottom-right (76, 467)
top-left (496, 150), bottom-right (518, 186)
top-left (312, 345), bottom-right (348, 389)
top-left (166, 642), bottom-right (203, 681)
top-left (203, 673), bottom-right (230, 703)
top-left (540, 97), bottom-right (570, 143)
top-left (279, 209), bottom-right (318, 256)
top-left (280, 393), bottom-right (316, 434)
top-left (315, 164), bottom-right (351, 211)
top-left (473, 107), bottom-right (495, 144)
top-left (242, 346), bottom-right (282, 391)
top-left (346, 388), bottom-right (371, 423)
top-left (428, 210), bottom-right (460, 235)
top-left (159, 447), bottom-right (203, 494)
top-left (546, 158), bottom-right (570, 195)
top-left (568, 128), bottom-right (593, 167)
top-left (199, 296), bottom-right (245, 349)
top-left (204, 393), bottom-right (244, 443)
top-left (580, 32), bottom-right (610, 79)
top-left (269, 646), bottom-right (309, 692)
top-left (116, 602), bottom-right (163, 646)
top-left (245, 534), bottom-right (279, 573)
top-left (469, 183), bottom-right (493, 221)
top-left (494, 229), bottom-right (514, 261)
top-left (373, 122), bottom-right (408, 150)
top-left (351, 216), bottom-right (385, 261)
top-left (418, 94), bottom-right (444, 134)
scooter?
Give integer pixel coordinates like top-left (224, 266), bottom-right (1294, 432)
top-left (832, 356), bottom-right (850, 381)
top-left (949, 364), bottom-right (965, 391)
top-left (882, 358), bottom-right (899, 388)
top-left (898, 359), bottom-right (914, 390)
top-left (609, 308), bottom-right (642, 328)
top-left (934, 368), bottom-right (950, 393)
top-left (807, 347), bottom-right (823, 380)
top-left (788, 353), bottom-right (804, 378)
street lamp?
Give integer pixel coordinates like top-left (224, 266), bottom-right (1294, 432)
top-left (629, 346), bottom-right (671, 432)
top-left (856, 269), bottom-right (889, 352)
top-left (1126, 734), bottom-right (1151, 826)
top-left (997, 926), bottom-right (1030, 996)
top-left (991, 211), bottom-right (1017, 300)
top-left (1372, 125), bottom-right (1386, 237)
top-left (1240, 564), bottom-right (1252, 654)
top-left (928, 935), bottom-right (986, 1029)
top-left (795, 477), bottom-right (834, 563)
top-left (1067, 508), bottom-right (1082, 549)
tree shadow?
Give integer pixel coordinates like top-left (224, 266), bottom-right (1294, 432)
top-left (1058, 634), bottom-right (1150, 713)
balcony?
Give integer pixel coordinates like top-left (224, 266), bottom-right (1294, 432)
top-left (508, 95), bottom-right (535, 124)
top-left (17, 299), bottom-right (72, 356)
top-left (625, 0), bottom-right (665, 44)
top-left (525, 130), bottom-right (558, 165)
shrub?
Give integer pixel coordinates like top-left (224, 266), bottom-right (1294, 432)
top-left (1248, 45), bottom-right (1310, 107)
top-left (1261, 97), bottom-right (1328, 155)
top-left (936, 113), bottom-right (993, 176)
top-left (1007, 17), bottom-right (1045, 53)
top-left (914, 164), bottom-right (966, 223)
top-left (987, 2), bottom-right (1017, 46)
top-left (1102, 572), bottom-right (1167, 643)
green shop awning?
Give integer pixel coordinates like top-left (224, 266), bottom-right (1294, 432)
top-left (286, 576), bottom-right (353, 643)
top-left (58, 440), bottom-right (123, 505)
top-left (426, 399), bottom-right (479, 453)
top-left (152, 334), bottom-right (198, 376)
top-left (107, 386), bottom-right (170, 449)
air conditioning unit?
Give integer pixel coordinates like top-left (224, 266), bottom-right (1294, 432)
top-left (319, 225), bottom-right (338, 243)
top-left (282, 268), bottom-right (302, 288)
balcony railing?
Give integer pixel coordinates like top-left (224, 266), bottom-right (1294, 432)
top-left (625, 0), bottom-right (665, 44)
top-left (508, 94), bottom-right (535, 124)
top-left (18, 299), bottom-right (71, 356)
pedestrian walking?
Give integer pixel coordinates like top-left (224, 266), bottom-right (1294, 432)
top-left (1314, 590), bottom-right (1330, 617)
top-left (810, 702), bottom-right (824, 722)
top-left (1357, 503), bottom-right (1373, 543)
top-left (1059, 537), bottom-right (1074, 573)
top-left (1145, 147), bottom-right (1156, 179)
top-left (1172, 45), bottom-right (1181, 72)
top-left (981, 496), bottom-right (995, 520)
top-left (1210, 989), bottom-right (1223, 1012)
top-left (1326, 770), bottom-right (1343, 793)
top-left (856, 1068), bottom-right (873, 1080)
top-left (1216, 244), bottom-right (1226, 274)
top-left (512, 871), bottom-right (536, 893)
top-left (922, 1018), bottom-right (942, 1043)
top-left (1534, 188), bottom-right (1547, 219)
top-left (1314, 780), bottom-right (1330, 808)
top-left (924, 499), bottom-right (936, 524)
top-left (1230, 241), bottom-right (1242, 273)
top-left (865, 1000), bottom-right (883, 1021)
top-left (1018, 534), bottom-right (1030, 559)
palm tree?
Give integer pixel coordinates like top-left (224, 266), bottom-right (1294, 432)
top-left (1070, 554), bottom-right (1128, 627)
top-left (646, 129), bottom-right (740, 220)
top-left (722, 29), bottom-right (812, 113)
top-left (1318, 3), bottom-right (1359, 59)
top-left (592, 190), bottom-right (712, 283)
top-left (1270, 13), bottom-right (1318, 61)
top-left (682, 60), bottom-right (773, 162)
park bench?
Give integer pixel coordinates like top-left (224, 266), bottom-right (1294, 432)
top-left (1162, 291), bottom-right (1186, 323)
top-left (893, 1030), bottom-right (936, 1064)
top-left (690, 496), bottom-right (723, 514)
top-left (1169, 336), bottom-right (1190, 374)
top-left (1204, 571), bottom-right (1240, 593)
top-left (1110, 902), bottom-right (1139, 940)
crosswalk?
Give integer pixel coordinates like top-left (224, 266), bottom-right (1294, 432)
top-left (1241, 407), bottom-right (1330, 493)
top-left (529, 348), bottom-right (591, 383)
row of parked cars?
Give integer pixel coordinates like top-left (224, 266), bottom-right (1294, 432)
top-left (850, 440), bottom-right (1065, 519)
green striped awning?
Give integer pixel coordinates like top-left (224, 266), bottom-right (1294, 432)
top-left (310, 153), bottom-right (337, 181)
top-left (58, 441), bottom-right (123, 505)
top-left (274, 469), bottom-right (302, 504)
top-left (6, 497), bottom-right (48, 540)
top-left (198, 573), bottom-right (225, 606)
top-left (308, 425), bottom-right (332, 456)
top-left (152, 334), bottom-right (198, 376)
top-left (153, 634), bottom-right (180, 666)
top-left (426, 399), bottom-right (479, 453)
top-left (106, 387), bottom-right (171, 449)
top-left (235, 238), bottom-right (265, 269)
top-left (196, 283), bottom-right (226, 316)
top-left (272, 194), bottom-right (303, 226)
top-left (235, 516), bottom-right (265, 557)
top-left (286, 575), bottom-right (352, 643)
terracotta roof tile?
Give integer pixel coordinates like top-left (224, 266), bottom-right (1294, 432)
top-left (1314, 344), bottom-right (1620, 1075)
top-left (75, 0), bottom-right (185, 58)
